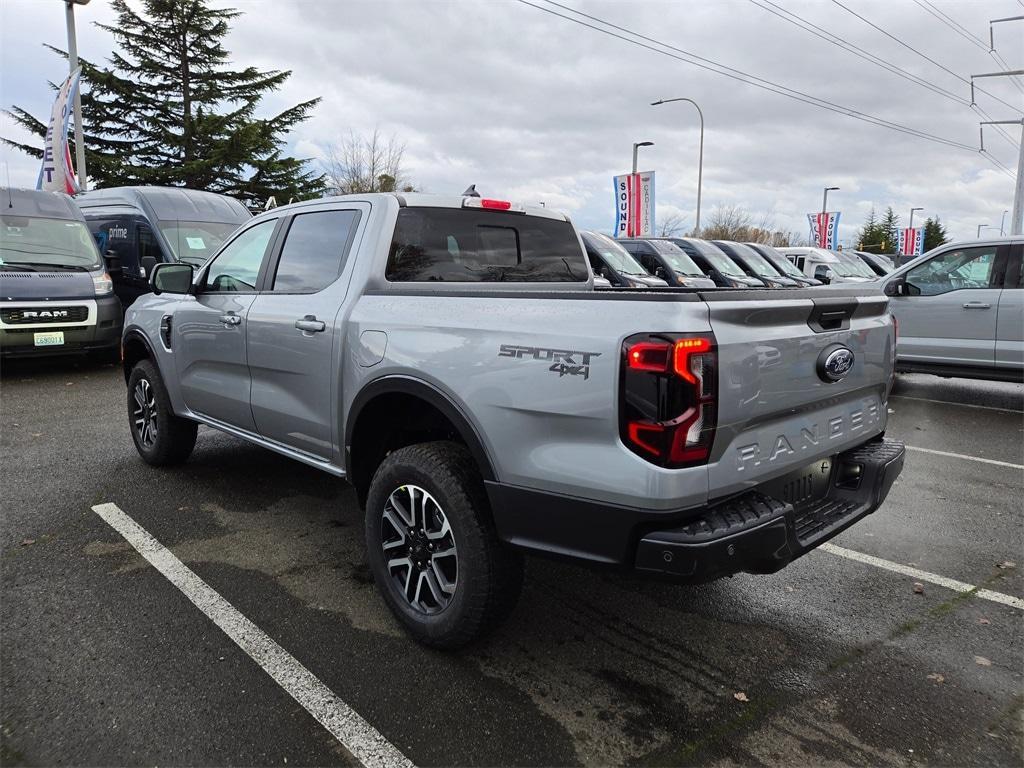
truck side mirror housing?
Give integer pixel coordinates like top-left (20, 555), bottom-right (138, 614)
top-left (103, 250), bottom-right (121, 273)
top-left (150, 262), bottom-right (193, 295)
top-left (814, 265), bottom-right (832, 284)
top-left (884, 279), bottom-right (903, 296)
top-left (140, 255), bottom-right (158, 278)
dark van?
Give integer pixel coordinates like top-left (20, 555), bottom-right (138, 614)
top-left (0, 188), bottom-right (121, 358)
top-left (76, 186), bottom-right (251, 307)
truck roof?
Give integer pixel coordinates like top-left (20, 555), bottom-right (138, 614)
top-left (76, 185), bottom-right (251, 224)
top-left (0, 187), bottom-right (85, 222)
top-left (263, 192), bottom-right (570, 222)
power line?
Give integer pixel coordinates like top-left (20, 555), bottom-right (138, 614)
top-left (830, 0), bottom-right (1023, 115)
top-left (516, 0), bottom-right (1014, 180)
top-left (913, 0), bottom-right (988, 50)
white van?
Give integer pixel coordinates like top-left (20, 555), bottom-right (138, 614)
top-left (777, 247), bottom-right (877, 284)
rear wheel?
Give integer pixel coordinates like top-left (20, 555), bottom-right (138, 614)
top-left (365, 441), bottom-right (523, 649)
top-left (127, 359), bottom-right (197, 466)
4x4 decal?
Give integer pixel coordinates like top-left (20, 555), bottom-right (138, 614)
top-left (498, 344), bottom-right (601, 380)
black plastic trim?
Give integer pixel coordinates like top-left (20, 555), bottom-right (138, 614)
top-left (896, 360), bottom-right (1023, 383)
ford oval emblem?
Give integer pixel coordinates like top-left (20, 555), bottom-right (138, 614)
top-left (818, 345), bottom-right (855, 383)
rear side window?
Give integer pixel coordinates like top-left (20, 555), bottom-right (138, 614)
top-left (272, 210), bottom-right (361, 293)
top-left (386, 207), bottom-right (588, 282)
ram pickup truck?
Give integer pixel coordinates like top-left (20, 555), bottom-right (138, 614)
top-left (121, 192), bottom-right (905, 648)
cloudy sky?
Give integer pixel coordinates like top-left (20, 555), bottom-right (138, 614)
top-left (1, 0), bottom-right (1020, 243)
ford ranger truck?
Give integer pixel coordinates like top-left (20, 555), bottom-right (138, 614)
top-left (120, 192), bottom-right (905, 649)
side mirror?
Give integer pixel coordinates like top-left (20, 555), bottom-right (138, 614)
top-left (884, 279), bottom-right (904, 297)
top-left (103, 250), bottom-right (121, 273)
top-left (140, 255), bottom-right (158, 278)
top-left (150, 262), bottom-right (193, 295)
top-left (655, 267), bottom-right (668, 279)
top-left (814, 265), bottom-right (832, 284)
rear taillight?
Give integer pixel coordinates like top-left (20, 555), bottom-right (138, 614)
top-left (620, 333), bottom-right (717, 467)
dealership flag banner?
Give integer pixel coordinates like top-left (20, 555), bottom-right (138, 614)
top-left (807, 211), bottom-right (841, 249)
top-left (613, 171), bottom-right (656, 238)
top-left (36, 67), bottom-right (82, 195)
top-left (898, 227), bottom-right (924, 257)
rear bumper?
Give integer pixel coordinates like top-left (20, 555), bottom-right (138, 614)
top-left (487, 437), bottom-right (905, 582)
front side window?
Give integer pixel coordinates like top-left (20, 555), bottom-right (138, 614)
top-left (0, 215), bottom-right (101, 270)
top-left (272, 210), bottom-right (361, 293)
top-left (387, 207), bottom-right (588, 282)
top-left (204, 219), bottom-right (277, 292)
top-left (905, 246), bottom-right (997, 296)
top-left (159, 220), bottom-right (245, 266)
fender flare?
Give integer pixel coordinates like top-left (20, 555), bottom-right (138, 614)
top-left (121, 327), bottom-right (161, 383)
top-left (344, 375), bottom-right (496, 483)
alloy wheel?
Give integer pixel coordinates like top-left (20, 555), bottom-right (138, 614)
top-left (132, 378), bottom-right (158, 448)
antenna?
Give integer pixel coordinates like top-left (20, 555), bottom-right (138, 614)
top-left (3, 162), bottom-right (12, 208)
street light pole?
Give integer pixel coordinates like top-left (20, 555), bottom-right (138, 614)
top-left (651, 98), bottom-right (704, 235)
top-left (909, 207), bottom-right (923, 229)
top-left (822, 186), bottom-right (839, 214)
top-left (65, 0), bottom-right (90, 192)
top-left (1000, 210), bottom-right (1008, 236)
top-left (632, 141), bottom-right (653, 175)
top-left (977, 224), bottom-right (989, 238)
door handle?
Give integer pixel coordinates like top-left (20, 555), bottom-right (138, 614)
top-left (962, 302), bottom-right (991, 309)
top-left (218, 313), bottom-right (242, 325)
top-left (295, 315), bottom-right (326, 333)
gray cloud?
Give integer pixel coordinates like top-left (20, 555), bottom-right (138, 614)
top-left (2, 0), bottom-right (1020, 242)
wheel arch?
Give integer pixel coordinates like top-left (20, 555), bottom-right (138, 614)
top-left (345, 376), bottom-right (497, 508)
top-left (121, 328), bottom-right (158, 383)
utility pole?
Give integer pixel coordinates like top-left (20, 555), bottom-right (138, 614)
top-left (65, 0), bottom-right (90, 192)
top-left (973, 64), bottom-right (1024, 235)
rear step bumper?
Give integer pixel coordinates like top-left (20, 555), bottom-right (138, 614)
top-left (634, 438), bottom-right (905, 581)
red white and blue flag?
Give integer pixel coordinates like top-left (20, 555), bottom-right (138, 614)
top-left (898, 227), bottom-right (924, 257)
top-left (36, 67), bottom-right (82, 196)
top-left (808, 211), bottom-right (841, 249)
top-left (613, 171), bottom-right (656, 238)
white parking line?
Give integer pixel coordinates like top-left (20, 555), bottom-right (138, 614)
top-left (890, 394), bottom-right (1023, 414)
top-left (820, 543), bottom-right (1024, 611)
top-left (91, 503), bottom-right (414, 768)
top-left (905, 445), bottom-right (1024, 470)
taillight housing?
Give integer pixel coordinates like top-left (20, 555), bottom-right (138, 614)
top-left (620, 333), bottom-right (717, 467)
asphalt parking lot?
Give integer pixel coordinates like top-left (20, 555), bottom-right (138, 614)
top-left (1, 356), bottom-right (1021, 767)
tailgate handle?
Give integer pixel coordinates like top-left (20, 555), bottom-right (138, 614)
top-left (808, 300), bottom-right (855, 333)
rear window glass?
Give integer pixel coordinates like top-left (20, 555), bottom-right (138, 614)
top-left (387, 207), bottom-right (588, 282)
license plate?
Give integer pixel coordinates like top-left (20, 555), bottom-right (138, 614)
top-left (33, 331), bottom-right (65, 347)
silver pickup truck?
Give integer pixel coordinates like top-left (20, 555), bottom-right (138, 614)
top-left (121, 192), bottom-right (905, 648)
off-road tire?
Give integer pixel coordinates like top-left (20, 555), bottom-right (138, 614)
top-left (127, 359), bottom-right (197, 466)
top-left (365, 441), bottom-right (524, 649)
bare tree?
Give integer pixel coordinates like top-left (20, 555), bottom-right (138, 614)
top-left (657, 211), bottom-right (688, 238)
top-left (321, 129), bottom-right (416, 194)
top-left (701, 205), bottom-right (781, 243)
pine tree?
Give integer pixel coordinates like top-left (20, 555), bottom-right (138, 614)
top-left (857, 207), bottom-right (885, 254)
top-left (879, 207), bottom-right (900, 254)
top-left (922, 216), bottom-right (948, 251)
top-left (2, 0), bottom-right (322, 204)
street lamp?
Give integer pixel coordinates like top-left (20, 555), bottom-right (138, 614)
top-left (909, 207), bottom-right (923, 229)
top-left (651, 98), bottom-right (704, 235)
top-left (65, 0), bottom-right (90, 192)
top-left (632, 141), bottom-right (654, 175)
top-left (822, 186), bottom-right (840, 214)
top-left (977, 224), bottom-right (990, 238)
top-left (1000, 209), bottom-right (1008, 235)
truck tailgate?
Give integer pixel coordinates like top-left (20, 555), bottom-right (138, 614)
top-left (703, 289), bottom-right (894, 499)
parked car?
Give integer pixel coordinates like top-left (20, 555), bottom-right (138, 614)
top-left (712, 240), bottom-right (801, 287)
top-left (778, 247), bottom-right (877, 284)
top-left (77, 186), bottom-right (251, 308)
top-left (744, 242), bottom-right (822, 286)
top-left (658, 237), bottom-right (765, 288)
top-left (850, 250), bottom-right (895, 277)
top-left (615, 237), bottom-right (716, 288)
top-left (581, 231), bottom-right (668, 288)
top-left (121, 191), bottom-right (904, 648)
top-left (0, 187), bottom-right (121, 358)
top-left (882, 236), bottom-right (1022, 382)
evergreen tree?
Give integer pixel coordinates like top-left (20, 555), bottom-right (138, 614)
top-left (879, 207), bottom-right (900, 254)
top-left (2, 0), bottom-right (322, 204)
top-left (922, 216), bottom-right (948, 251)
top-left (857, 207), bottom-right (886, 254)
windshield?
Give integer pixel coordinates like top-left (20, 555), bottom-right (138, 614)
top-left (835, 252), bottom-right (875, 277)
top-left (752, 245), bottom-right (804, 277)
top-left (0, 215), bottom-right (101, 270)
top-left (649, 240), bottom-right (705, 276)
top-left (721, 242), bottom-right (780, 278)
top-left (678, 239), bottom-right (746, 278)
top-left (586, 233), bottom-right (647, 276)
top-left (159, 220), bottom-right (245, 266)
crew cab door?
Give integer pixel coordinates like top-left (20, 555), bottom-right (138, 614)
top-left (889, 243), bottom-right (1003, 367)
top-left (246, 205), bottom-right (365, 459)
top-left (995, 243), bottom-right (1023, 371)
top-left (174, 217), bottom-right (280, 431)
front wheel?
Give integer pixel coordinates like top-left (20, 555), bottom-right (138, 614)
top-left (365, 441), bottom-right (523, 649)
top-left (127, 359), bottom-right (197, 466)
